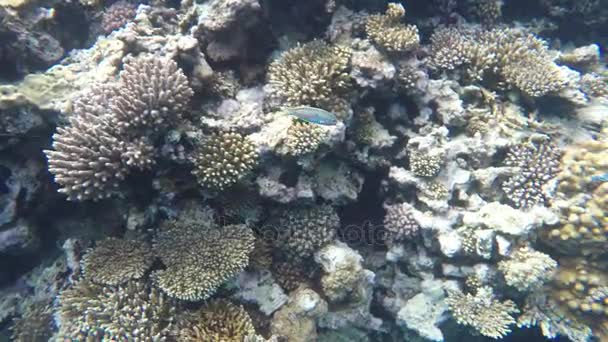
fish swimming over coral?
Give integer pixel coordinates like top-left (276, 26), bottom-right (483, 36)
top-left (591, 173), bottom-right (608, 183)
top-left (285, 106), bottom-right (338, 126)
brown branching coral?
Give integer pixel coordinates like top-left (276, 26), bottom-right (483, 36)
top-left (110, 55), bottom-right (193, 135)
top-left (271, 205), bottom-right (339, 261)
top-left (56, 280), bottom-right (175, 341)
top-left (81, 237), bottom-right (154, 285)
top-left (11, 301), bottom-right (54, 342)
top-left (268, 40), bottom-right (352, 113)
top-left (153, 216), bottom-right (255, 301)
top-left (446, 286), bottom-right (520, 339)
top-left (284, 120), bottom-right (324, 156)
top-left (429, 27), bottom-right (568, 96)
top-left (44, 55), bottom-right (193, 201)
top-left (101, 0), bottom-right (137, 34)
top-left (44, 108), bottom-right (154, 201)
top-left (190, 131), bottom-right (258, 191)
top-left (383, 202), bottom-right (420, 243)
top-left (365, 3), bottom-right (420, 53)
top-left (502, 138), bottom-right (561, 208)
top-left (497, 247), bottom-right (557, 291)
top-left (177, 299), bottom-right (256, 342)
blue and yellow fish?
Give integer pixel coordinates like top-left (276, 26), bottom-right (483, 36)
top-left (285, 106), bottom-right (338, 126)
top-left (591, 173), bottom-right (608, 183)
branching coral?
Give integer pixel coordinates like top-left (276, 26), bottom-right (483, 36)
top-left (44, 55), bottom-right (192, 201)
top-left (469, 0), bottom-right (503, 24)
top-left (153, 216), bottom-right (255, 301)
top-left (429, 27), bottom-right (568, 96)
top-left (11, 301), bottom-right (53, 342)
top-left (284, 120), bottom-right (324, 156)
top-left (177, 299), bottom-right (256, 342)
top-left (365, 3), bottom-right (420, 53)
top-left (580, 73), bottom-right (608, 99)
top-left (409, 150), bottom-right (444, 177)
top-left (271, 205), bottom-right (339, 260)
top-left (501, 138), bottom-right (561, 208)
top-left (268, 40), bottom-right (352, 113)
top-left (109, 55), bottom-right (193, 135)
top-left (101, 0), bottom-right (137, 34)
top-left (497, 247), bottom-right (557, 291)
top-left (56, 280), bottom-right (175, 341)
top-left (44, 109), bottom-right (154, 201)
top-left (190, 131), bottom-right (258, 191)
top-left (446, 286), bottom-right (520, 339)
top-left (81, 237), bottom-right (154, 285)
top-left (272, 260), bottom-right (309, 292)
top-left (383, 202), bottom-right (420, 243)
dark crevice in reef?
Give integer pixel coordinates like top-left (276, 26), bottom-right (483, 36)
top-left (338, 168), bottom-right (387, 249)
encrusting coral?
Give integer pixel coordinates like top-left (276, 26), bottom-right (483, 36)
top-left (153, 216), bottom-right (255, 301)
top-left (271, 205), bottom-right (339, 260)
top-left (501, 138), bottom-right (561, 208)
top-left (56, 280), bottom-right (175, 341)
top-left (81, 237), bottom-right (154, 285)
top-left (545, 139), bottom-right (608, 255)
top-left (267, 40), bottom-right (352, 113)
top-left (446, 286), bottom-right (520, 339)
top-left (365, 3), bottom-right (420, 53)
top-left (177, 299), bottom-right (256, 341)
top-left (497, 246), bottom-right (557, 291)
top-left (190, 131), bottom-right (258, 191)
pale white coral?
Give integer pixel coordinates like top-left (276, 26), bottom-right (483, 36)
top-left (497, 247), bottom-right (557, 291)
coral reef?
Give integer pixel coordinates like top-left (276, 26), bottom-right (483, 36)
top-left (190, 131), bottom-right (258, 191)
top-left (101, 1), bottom-right (137, 34)
top-left (177, 299), bottom-right (256, 341)
top-left (497, 247), bottom-right (557, 291)
top-left (56, 280), bottom-right (175, 340)
top-left (153, 216), bottom-right (255, 301)
top-left (81, 237), bottom-right (154, 285)
top-left (365, 3), bottom-right (420, 53)
top-left (446, 286), bottom-right (520, 339)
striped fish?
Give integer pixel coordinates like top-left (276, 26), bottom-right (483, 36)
top-left (591, 173), bottom-right (608, 183)
top-left (285, 106), bottom-right (338, 126)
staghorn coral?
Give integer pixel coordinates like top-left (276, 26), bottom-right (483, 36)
top-left (190, 131), bottom-right (258, 191)
top-left (101, 0), bottom-right (137, 34)
top-left (470, 0), bottom-right (503, 24)
top-left (267, 40), bottom-right (352, 113)
top-left (365, 3), bottom-right (420, 53)
top-left (284, 120), bottom-right (325, 156)
top-left (501, 138), bottom-right (561, 208)
top-left (10, 301), bottom-right (54, 342)
top-left (81, 237), bottom-right (154, 285)
top-left (109, 55), bottom-right (194, 135)
top-left (497, 246), bottom-right (557, 291)
top-left (409, 150), bottom-right (444, 178)
top-left (271, 205), bottom-right (339, 260)
top-left (56, 280), bottom-right (175, 341)
top-left (446, 286), bottom-right (520, 339)
top-left (177, 299), bottom-right (256, 342)
top-left (383, 202), bottom-right (420, 243)
top-left (153, 216), bottom-right (255, 301)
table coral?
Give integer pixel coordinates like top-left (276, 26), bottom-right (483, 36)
top-left (81, 237), bottom-right (154, 285)
top-left (153, 217), bottom-right (255, 301)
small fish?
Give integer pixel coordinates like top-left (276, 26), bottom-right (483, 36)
top-left (591, 173), bottom-right (608, 183)
top-left (285, 106), bottom-right (338, 126)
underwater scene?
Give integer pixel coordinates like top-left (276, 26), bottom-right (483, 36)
top-left (0, 0), bottom-right (608, 341)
